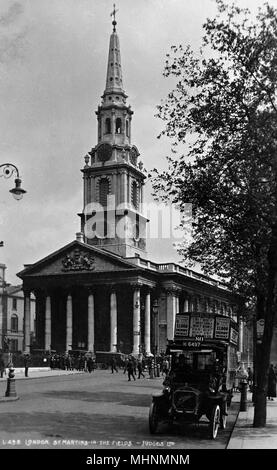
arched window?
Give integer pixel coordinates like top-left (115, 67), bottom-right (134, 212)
top-left (105, 118), bottom-right (111, 134)
top-left (131, 181), bottom-right (138, 209)
top-left (116, 118), bottom-right (122, 134)
top-left (126, 120), bottom-right (129, 137)
top-left (11, 314), bottom-right (18, 333)
top-left (99, 178), bottom-right (110, 207)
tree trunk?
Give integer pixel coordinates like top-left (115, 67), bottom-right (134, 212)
top-left (253, 225), bottom-right (277, 427)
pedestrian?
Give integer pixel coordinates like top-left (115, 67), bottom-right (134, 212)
top-left (127, 357), bottom-right (136, 381)
top-left (162, 357), bottom-right (169, 376)
top-left (49, 355), bottom-right (54, 370)
top-left (267, 364), bottom-right (277, 401)
top-left (137, 360), bottom-right (145, 379)
top-left (123, 357), bottom-right (128, 374)
top-left (87, 356), bottom-right (93, 373)
top-left (24, 354), bottom-right (31, 377)
top-left (111, 357), bottom-right (118, 373)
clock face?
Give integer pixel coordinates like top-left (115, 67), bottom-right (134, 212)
top-left (98, 143), bottom-right (112, 162)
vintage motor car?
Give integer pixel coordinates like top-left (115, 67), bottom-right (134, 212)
top-left (149, 342), bottom-right (233, 439)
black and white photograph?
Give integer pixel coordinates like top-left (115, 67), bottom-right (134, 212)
top-left (0, 0), bottom-right (276, 463)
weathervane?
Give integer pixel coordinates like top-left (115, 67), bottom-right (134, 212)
top-left (110, 3), bottom-right (118, 32)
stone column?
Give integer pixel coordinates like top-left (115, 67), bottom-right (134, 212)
top-left (23, 290), bottom-right (31, 354)
top-left (66, 294), bottom-right (73, 352)
top-left (184, 297), bottom-right (189, 313)
top-left (166, 290), bottom-right (176, 341)
top-left (175, 293), bottom-right (180, 314)
top-left (239, 318), bottom-right (244, 354)
top-left (110, 290), bottom-right (117, 352)
top-left (144, 291), bottom-right (151, 355)
top-left (88, 291), bottom-right (95, 353)
top-left (132, 286), bottom-right (141, 355)
top-left (141, 182), bottom-right (144, 207)
top-left (45, 295), bottom-right (52, 351)
top-left (111, 111), bottom-right (116, 143)
top-left (123, 171), bottom-right (128, 203)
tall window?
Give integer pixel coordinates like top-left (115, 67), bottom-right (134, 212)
top-left (12, 298), bottom-right (17, 310)
top-left (131, 181), bottom-right (138, 209)
top-left (11, 314), bottom-right (18, 332)
top-left (99, 178), bottom-right (110, 207)
top-left (116, 118), bottom-right (122, 134)
top-left (126, 119), bottom-right (129, 137)
top-left (105, 118), bottom-right (111, 134)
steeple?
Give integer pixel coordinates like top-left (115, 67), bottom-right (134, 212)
top-left (79, 7), bottom-right (148, 259)
top-left (102, 5), bottom-right (127, 108)
top-left (104, 8), bottom-right (124, 96)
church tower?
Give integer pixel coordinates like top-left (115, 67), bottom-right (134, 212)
top-left (80, 9), bottom-right (148, 258)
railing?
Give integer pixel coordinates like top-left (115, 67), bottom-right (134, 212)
top-left (126, 256), bottom-right (228, 290)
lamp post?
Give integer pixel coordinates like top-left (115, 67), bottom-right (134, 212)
top-left (152, 299), bottom-right (159, 377)
top-left (0, 163), bottom-right (27, 200)
top-left (0, 164), bottom-right (26, 399)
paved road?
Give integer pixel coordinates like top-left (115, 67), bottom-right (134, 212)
top-left (0, 370), bottom-right (239, 450)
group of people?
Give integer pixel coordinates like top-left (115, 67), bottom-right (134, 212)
top-left (109, 354), bottom-right (171, 382)
top-left (49, 353), bottom-right (96, 373)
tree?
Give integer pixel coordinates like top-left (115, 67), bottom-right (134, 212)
top-left (152, 0), bottom-right (277, 426)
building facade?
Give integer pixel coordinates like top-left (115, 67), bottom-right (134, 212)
top-left (17, 16), bottom-right (241, 357)
top-left (0, 264), bottom-right (36, 353)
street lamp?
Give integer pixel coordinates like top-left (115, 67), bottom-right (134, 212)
top-left (152, 299), bottom-right (159, 377)
top-left (0, 163), bottom-right (27, 200)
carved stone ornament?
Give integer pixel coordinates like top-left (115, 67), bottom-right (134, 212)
top-left (62, 249), bottom-right (95, 272)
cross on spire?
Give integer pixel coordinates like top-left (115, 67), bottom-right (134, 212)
top-left (110, 3), bottom-right (118, 32)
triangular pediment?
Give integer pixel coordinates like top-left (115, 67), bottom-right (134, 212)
top-left (17, 240), bottom-right (138, 278)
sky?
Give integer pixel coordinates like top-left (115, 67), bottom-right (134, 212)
top-left (0, 0), bottom-right (275, 285)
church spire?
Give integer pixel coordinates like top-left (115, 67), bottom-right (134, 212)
top-left (104, 4), bottom-right (125, 96)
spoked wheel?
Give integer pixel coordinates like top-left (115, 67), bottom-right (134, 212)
top-left (220, 402), bottom-right (228, 429)
top-left (149, 402), bottom-right (159, 434)
top-left (209, 405), bottom-right (221, 439)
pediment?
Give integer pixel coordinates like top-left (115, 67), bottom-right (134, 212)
top-left (17, 240), bottom-right (137, 278)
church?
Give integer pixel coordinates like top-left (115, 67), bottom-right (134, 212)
top-left (17, 13), bottom-right (240, 358)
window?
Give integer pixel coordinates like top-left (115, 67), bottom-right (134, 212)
top-left (99, 178), bottom-right (110, 207)
top-left (116, 118), bottom-right (122, 134)
top-left (12, 298), bottom-right (17, 310)
top-left (105, 118), bottom-right (111, 134)
top-left (131, 181), bottom-right (138, 209)
top-left (11, 314), bottom-right (18, 333)
top-left (126, 120), bottom-right (129, 137)
top-left (10, 339), bottom-right (18, 352)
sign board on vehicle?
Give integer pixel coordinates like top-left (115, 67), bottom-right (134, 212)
top-left (214, 317), bottom-right (230, 339)
top-left (174, 313), bottom-right (237, 344)
top-left (189, 316), bottom-right (214, 338)
top-left (230, 327), bottom-right (239, 345)
top-left (174, 315), bottom-right (190, 337)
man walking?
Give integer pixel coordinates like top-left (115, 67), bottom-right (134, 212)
top-left (127, 357), bottom-right (136, 381)
top-left (137, 360), bottom-right (145, 379)
top-left (111, 357), bottom-right (118, 374)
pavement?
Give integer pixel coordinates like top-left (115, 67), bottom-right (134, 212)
top-left (1, 368), bottom-right (277, 449)
top-left (227, 391), bottom-right (277, 449)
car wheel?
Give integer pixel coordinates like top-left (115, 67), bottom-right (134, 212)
top-left (220, 402), bottom-right (228, 429)
top-left (209, 405), bottom-right (220, 439)
top-left (149, 402), bottom-right (159, 434)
